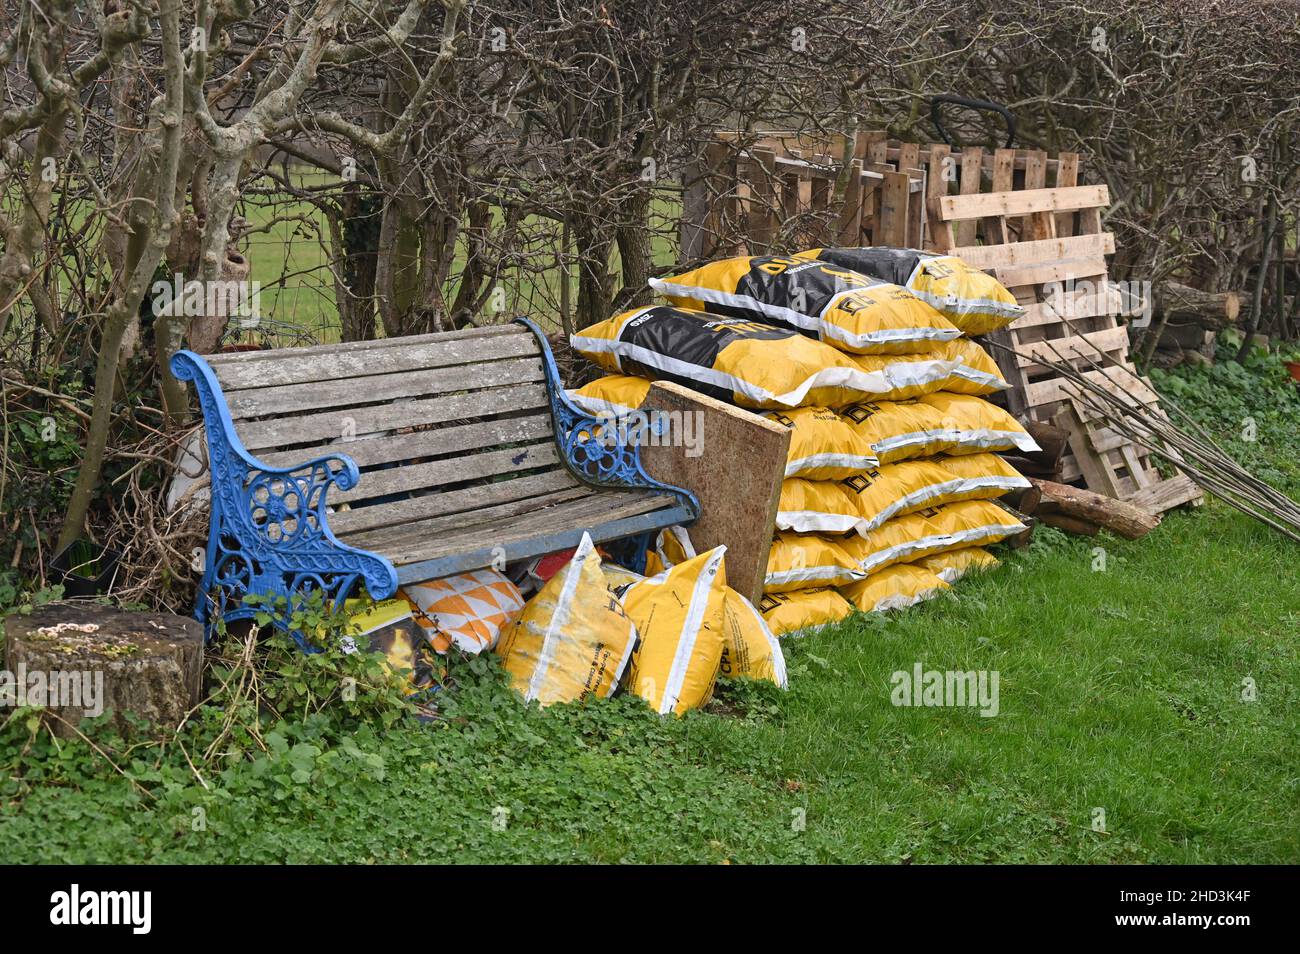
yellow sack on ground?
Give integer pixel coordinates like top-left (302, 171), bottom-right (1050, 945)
top-left (777, 478), bottom-right (863, 534)
top-left (649, 254), bottom-right (959, 355)
top-left (620, 546), bottom-right (728, 715)
top-left (765, 531), bottom-right (864, 592)
top-left (838, 453), bottom-right (1028, 533)
top-left (495, 533), bottom-right (638, 706)
top-left (643, 524), bottom-right (696, 577)
top-left (572, 306), bottom-right (943, 409)
top-left (763, 406), bottom-right (878, 479)
top-left (807, 247), bottom-right (1024, 336)
top-left (342, 598), bottom-right (442, 696)
top-left (399, 569), bottom-right (525, 655)
top-left (840, 500), bottom-right (1027, 575)
top-left (567, 374), bottom-right (650, 418)
top-left (914, 546), bottom-right (1000, 583)
top-left (930, 338), bottom-right (1009, 395)
top-left (760, 587), bottom-right (855, 636)
top-left (719, 588), bottom-right (788, 688)
top-left (842, 394), bottom-right (1039, 463)
top-left (840, 563), bottom-right (950, 613)
top-left (601, 563), bottom-right (646, 591)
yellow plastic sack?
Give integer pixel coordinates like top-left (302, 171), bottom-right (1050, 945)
top-left (759, 587), bottom-right (855, 636)
top-left (719, 588), bottom-right (788, 688)
top-left (807, 247), bottom-right (1023, 336)
top-left (777, 478), bottom-right (863, 534)
top-left (342, 598), bottom-right (442, 696)
top-left (495, 533), bottom-right (638, 706)
top-left (765, 531), bottom-right (863, 592)
top-left (840, 500), bottom-right (1027, 575)
top-left (643, 525), bottom-right (696, 577)
top-left (841, 393), bottom-right (1039, 463)
top-left (846, 350), bottom-right (965, 401)
top-left (620, 546), bottom-right (729, 715)
top-left (840, 563), bottom-right (950, 613)
top-left (567, 374), bottom-right (650, 418)
top-left (838, 453), bottom-right (1029, 533)
top-left (649, 254), bottom-right (959, 355)
top-left (763, 406), bottom-right (878, 479)
top-left (572, 306), bottom-right (942, 409)
top-left (914, 546), bottom-right (1000, 583)
top-left (930, 338), bottom-right (1008, 395)
top-left (399, 569), bottom-right (525, 655)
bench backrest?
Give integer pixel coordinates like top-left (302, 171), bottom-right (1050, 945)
top-left (204, 323), bottom-right (581, 539)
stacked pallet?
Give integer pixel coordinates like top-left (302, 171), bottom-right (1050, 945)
top-left (681, 131), bottom-right (1201, 513)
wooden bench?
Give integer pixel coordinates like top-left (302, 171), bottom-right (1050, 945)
top-left (171, 318), bottom-right (698, 637)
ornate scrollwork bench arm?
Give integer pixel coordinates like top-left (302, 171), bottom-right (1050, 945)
top-left (170, 350), bottom-right (398, 640)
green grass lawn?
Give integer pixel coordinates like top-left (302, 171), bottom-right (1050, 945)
top-left (3, 501), bottom-right (1297, 864)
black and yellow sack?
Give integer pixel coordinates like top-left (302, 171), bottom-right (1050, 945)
top-left (839, 563), bottom-right (950, 613)
top-left (841, 393), bottom-right (1039, 464)
top-left (763, 406), bottom-right (878, 479)
top-left (929, 337), bottom-right (1009, 395)
top-left (572, 306), bottom-right (947, 409)
top-left (806, 247), bottom-right (1024, 336)
top-left (342, 597), bottom-right (442, 697)
top-left (840, 500), bottom-right (1027, 576)
top-left (567, 374), bottom-right (650, 418)
top-left (765, 531), bottom-right (864, 592)
top-left (649, 254), bottom-right (959, 354)
top-left (759, 587), bottom-right (855, 637)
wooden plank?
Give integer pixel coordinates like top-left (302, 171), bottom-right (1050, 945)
top-left (1014, 325), bottom-right (1132, 369)
top-left (223, 356), bottom-right (544, 419)
top-left (897, 143), bottom-right (922, 247)
top-left (1012, 285), bottom-right (1123, 329)
top-left (341, 486), bottom-right (593, 553)
top-left (954, 147), bottom-right (983, 247)
top-left (1054, 152), bottom-right (1080, 237)
top-left (940, 185), bottom-right (1110, 222)
top-left (333, 441), bottom-right (561, 506)
top-left (326, 468), bottom-right (580, 537)
top-left (1055, 403), bottom-right (1123, 497)
top-left (836, 159), bottom-right (864, 245)
top-left (258, 412), bottom-right (555, 471)
top-left (1025, 365), bottom-right (1159, 409)
top-left (212, 328), bottom-right (539, 391)
top-left (985, 148), bottom-right (1017, 244)
top-left (948, 233), bottom-right (1115, 269)
top-left (205, 324), bottom-right (521, 369)
top-left (1125, 473), bottom-right (1203, 513)
top-left (640, 381), bottom-right (789, 604)
top-left (992, 256), bottom-right (1109, 290)
top-left (925, 143), bottom-right (952, 252)
top-left (387, 491), bottom-right (676, 568)
top-left (878, 170), bottom-right (910, 247)
top-left (1022, 150), bottom-right (1055, 241)
top-left (236, 382), bottom-right (549, 452)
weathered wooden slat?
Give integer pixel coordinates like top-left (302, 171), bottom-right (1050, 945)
top-left (1011, 286), bottom-right (1123, 329)
top-left (326, 468), bottom-right (579, 537)
top-left (1014, 325), bottom-right (1132, 369)
top-left (212, 328), bottom-right (539, 390)
top-left (340, 486), bottom-right (595, 554)
top-left (940, 185), bottom-right (1109, 222)
top-left (236, 382), bottom-right (549, 452)
top-left (1026, 365), bottom-right (1158, 409)
top-left (256, 412), bottom-right (554, 471)
top-left (206, 324), bottom-right (522, 368)
top-left (954, 147), bottom-right (983, 247)
top-left (1125, 473), bottom-right (1203, 511)
top-left (381, 491), bottom-right (676, 568)
top-left (332, 441), bottom-right (560, 505)
top-left (224, 356), bottom-right (545, 419)
top-left (993, 256), bottom-right (1109, 290)
top-left (948, 233), bottom-right (1115, 269)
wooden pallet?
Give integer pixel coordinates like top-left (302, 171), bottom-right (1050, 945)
top-left (679, 131), bottom-right (1202, 512)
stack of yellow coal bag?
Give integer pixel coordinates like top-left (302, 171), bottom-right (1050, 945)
top-left (569, 250), bottom-right (1036, 636)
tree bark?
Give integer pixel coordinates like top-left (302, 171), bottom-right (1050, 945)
top-left (4, 602), bottom-right (203, 739)
top-left (1028, 477), bottom-right (1161, 539)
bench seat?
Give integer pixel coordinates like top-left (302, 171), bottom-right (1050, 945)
top-left (171, 318), bottom-right (696, 638)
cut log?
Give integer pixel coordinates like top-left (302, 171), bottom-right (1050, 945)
top-left (2, 602), bottom-right (204, 739)
top-left (1039, 513), bottom-right (1100, 536)
top-left (1154, 281), bottom-right (1240, 330)
top-left (1001, 420), bottom-right (1069, 480)
top-left (1028, 477), bottom-right (1161, 539)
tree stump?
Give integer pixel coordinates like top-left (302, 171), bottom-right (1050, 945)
top-left (2, 602), bottom-right (203, 739)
